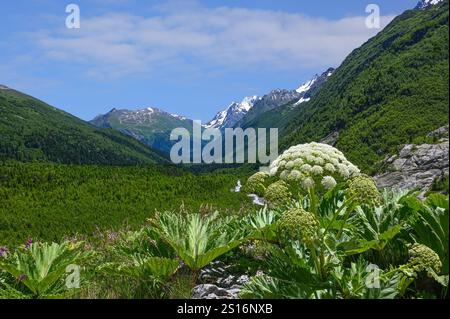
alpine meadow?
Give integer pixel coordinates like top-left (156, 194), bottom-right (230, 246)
top-left (0, 0), bottom-right (448, 303)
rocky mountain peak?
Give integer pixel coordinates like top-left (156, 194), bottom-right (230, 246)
top-left (416, 0), bottom-right (444, 9)
top-left (205, 95), bottom-right (260, 129)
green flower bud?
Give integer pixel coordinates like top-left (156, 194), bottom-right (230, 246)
top-left (245, 172), bottom-right (269, 196)
top-left (347, 175), bottom-right (382, 206)
top-left (264, 180), bottom-right (292, 208)
top-left (408, 243), bottom-right (442, 274)
top-left (278, 208), bottom-right (319, 244)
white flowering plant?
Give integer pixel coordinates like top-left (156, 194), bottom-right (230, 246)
top-left (268, 142), bottom-right (361, 194)
top-left (244, 143), bottom-right (362, 210)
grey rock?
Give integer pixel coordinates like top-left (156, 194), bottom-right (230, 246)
top-left (427, 125), bottom-right (449, 138)
top-left (193, 273), bottom-right (250, 299)
top-left (320, 131), bottom-right (339, 146)
top-left (374, 128), bottom-right (449, 194)
top-left (236, 275), bottom-right (250, 285)
top-left (216, 274), bottom-right (250, 289)
top-left (192, 284), bottom-right (241, 300)
top-left (399, 144), bottom-right (415, 158)
top-left (218, 275), bottom-right (236, 288)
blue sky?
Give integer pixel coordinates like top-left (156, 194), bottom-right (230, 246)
top-left (0, 0), bottom-right (419, 122)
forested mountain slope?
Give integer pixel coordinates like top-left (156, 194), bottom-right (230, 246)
top-left (280, 1), bottom-right (449, 172)
top-left (0, 86), bottom-right (167, 165)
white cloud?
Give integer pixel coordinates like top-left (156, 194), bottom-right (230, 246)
top-left (32, 4), bottom-right (395, 79)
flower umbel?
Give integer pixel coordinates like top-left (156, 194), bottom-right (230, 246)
top-left (245, 172), bottom-right (269, 197)
top-left (268, 142), bottom-right (360, 194)
top-left (278, 207), bottom-right (319, 244)
top-left (347, 175), bottom-right (382, 206)
top-left (321, 176), bottom-right (337, 190)
top-left (264, 181), bottom-right (292, 208)
top-left (408, 243), bottom-right (442, 274)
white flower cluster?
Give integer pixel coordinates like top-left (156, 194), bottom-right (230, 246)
top-left (268, 142), bottom-right (360, 192)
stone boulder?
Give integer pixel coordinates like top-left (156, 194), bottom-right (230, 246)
top-left (192, 274), bottom-right (250, 299)
top-left (374, 127), bottom-right (449, 195)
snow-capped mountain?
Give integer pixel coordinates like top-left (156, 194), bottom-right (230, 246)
top-left (416, 0), bottom-right (444, 9)
top-left (90, 107), bottom-right (192, 154)
top-left (204, 95), bottom-right (260, 129)
top-left (207, 68), bottom-right (335, 129)
top-left (91, 107), bottom-right (191, 127)
top-left (296, 78), bottom-right (317, 94)
top-left (0, 84), bottom-right (10, 90)
top-left (90, 67), bottom-right (335, 153)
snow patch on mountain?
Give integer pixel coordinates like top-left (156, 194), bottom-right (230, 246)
top-left (296, 78), bottom-right (317, 94)
top-left (293, 68), bottom-right (334, 106)
top-left (416, 0), bottom-right (444, 9)
top-left (294, 97), bottom-right (311, 106)
top-left (170, 113), bottom-right (188, 121)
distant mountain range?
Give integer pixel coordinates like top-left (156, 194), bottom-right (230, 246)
top-left (89, 68), bottom-right (334, 154)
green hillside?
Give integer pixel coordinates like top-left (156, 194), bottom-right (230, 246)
top-left (0, 87), bottom-right (167, 165)
top-left (241, 101), bottom-right (299, 132)
top-left (280, 1), bottom-right (449, 173)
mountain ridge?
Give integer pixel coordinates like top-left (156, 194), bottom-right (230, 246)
top-left (89, 69), bottom-right (333, 154)
top-left (0, 86), bottom-right (167, 164)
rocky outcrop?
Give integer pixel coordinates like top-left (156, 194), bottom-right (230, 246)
top-left (192, 261), bottom-right (251, 299)
top-left (374, 126), bottom-right (449, 194)
top-left (192, 284), bottom-right (241, 299)
top-left (192, 275), bottom-right (250, 299)
top-left (320, 131), bottom-right (339, 146)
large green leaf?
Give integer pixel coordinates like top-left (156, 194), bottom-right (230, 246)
top-left (408, 194), bottom-right (449, 274)
top-left (0, 242), bottom-right (90, 298)
top-left (150, 212), bottom-right (249, 270)
top-left (341, 225), bottom-right (403, 255)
